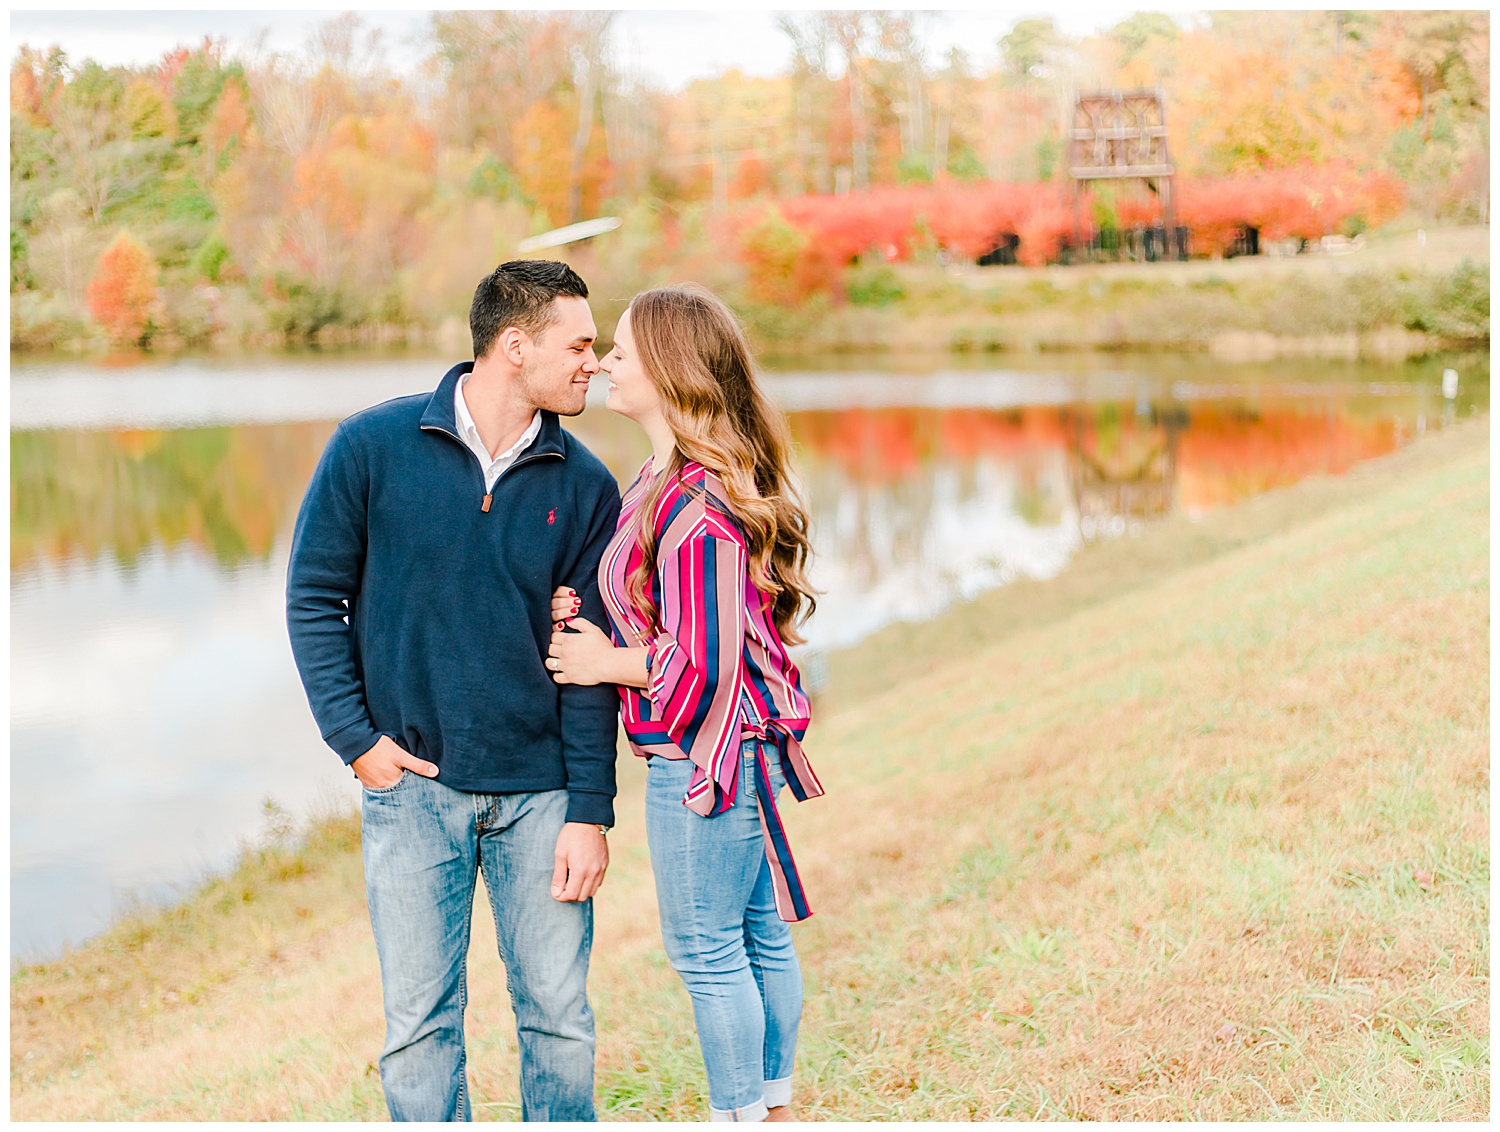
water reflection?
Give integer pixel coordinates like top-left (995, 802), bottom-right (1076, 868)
top-left (9, 353), bottom-right (1487, 959)
top-left (792, 409), bottom-right (1080, 648)
top-left (12, 544), bottom-right (357, 961)
top-left (11, 423), bottom-right (333, 570)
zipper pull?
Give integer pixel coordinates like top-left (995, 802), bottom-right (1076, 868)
top-left (481, 493), bottom-right (493, 513)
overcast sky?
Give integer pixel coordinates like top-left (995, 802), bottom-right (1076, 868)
top-left (10, 6), bottom-right (1199, 91)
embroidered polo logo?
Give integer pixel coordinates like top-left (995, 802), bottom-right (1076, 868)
top-left (547, 508), bottom-right (556, 525)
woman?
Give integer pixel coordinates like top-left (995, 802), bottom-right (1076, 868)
top-left (544, 284), bottom-right (822, 1123)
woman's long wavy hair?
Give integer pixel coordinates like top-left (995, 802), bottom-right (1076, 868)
top-left (624, 284), bottom-right (817, 645)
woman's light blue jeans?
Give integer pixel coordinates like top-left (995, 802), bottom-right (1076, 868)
top-left (646, 739), bottom-right (803, 1122)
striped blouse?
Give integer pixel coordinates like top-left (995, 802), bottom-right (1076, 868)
top-left (598, 458), bottom-right (824, 922)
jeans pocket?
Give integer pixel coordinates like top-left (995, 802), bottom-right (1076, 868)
top-left (363, 768), bottom-right (410, 795)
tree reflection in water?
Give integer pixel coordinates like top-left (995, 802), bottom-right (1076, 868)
top-left (5, 388), bottom-right (1471, 635)
top-left (11, 422), bottom-right (333, 574)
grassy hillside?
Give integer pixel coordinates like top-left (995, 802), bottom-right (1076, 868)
top-left (11, 416), bottom-right (1488, 1119)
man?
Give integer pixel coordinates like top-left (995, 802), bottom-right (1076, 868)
top-left (286, 260), bottom-right (622, 1121)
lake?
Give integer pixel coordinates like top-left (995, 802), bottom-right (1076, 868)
top-left (10, 348), bottom-right (1487, 962)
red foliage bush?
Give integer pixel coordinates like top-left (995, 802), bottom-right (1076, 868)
top-left (1177, 163), bottom-right (1405, 253)
top-left (1012, 196), bottom-right (1074, 267)
top-left (779, 187), bottom-right (918, 266)
top-left (925, 181), bottom-right (1070, 260)
top-left (762, 180), bottom-right (1080, 284)
top-left (733, 161), bottom-right (1408, 302)
top-left (86, 232), bottom-right (159, 344)
top-left (1113, 192), bottom-right (1166, 229)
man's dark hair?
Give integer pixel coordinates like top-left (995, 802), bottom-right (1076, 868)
top-left (469, 259), bottom-right (589, 359)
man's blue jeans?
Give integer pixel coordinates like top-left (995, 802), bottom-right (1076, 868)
top-left (361, 771), bottom-right (595, 1121)
top-left (646, 740), bottom-right (803, 1122)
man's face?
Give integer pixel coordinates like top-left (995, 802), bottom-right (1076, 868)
top-left (518, 296), bottom-right (599, 417)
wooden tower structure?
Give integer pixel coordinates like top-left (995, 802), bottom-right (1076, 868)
top-left (1068, 87), bottom-right (1177, 253)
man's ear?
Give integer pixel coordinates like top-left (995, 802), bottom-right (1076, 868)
top-left (497, 325), bottom-right (529, 367)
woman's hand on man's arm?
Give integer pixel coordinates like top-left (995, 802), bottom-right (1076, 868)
top-left (549, 585), bottom-right (650, 688)
top-left (551, 585), bottom-right (582, 624)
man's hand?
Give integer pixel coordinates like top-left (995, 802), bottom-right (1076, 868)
top-left (551, 822), bottom-right (609, 901)
top-left (351, 734), bottom-right (439, 790)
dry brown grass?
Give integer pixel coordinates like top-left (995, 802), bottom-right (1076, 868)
top-left (11, 417), bottom-right (1488, 1120)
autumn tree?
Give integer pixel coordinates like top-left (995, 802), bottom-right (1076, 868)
top-left (827, 11), bottom-right (876, 191)
top-left (566, 13), bottom-right (613, 223)
top-left (996, 17), bottom-right (1069, 181)
top-left (1000, 18), bottom-right (1060, 85)
top-left (1109, 12), bottom-right (1179, 87)
top-left (1378, 10), bottom-right (1488, 127)
top-left (930, 48), bottom-right (986, 180)
top-left (36, 59), bottom-right (158, 224)
top-left (10, 6), bottom-right (1491, 344)
top-left (85, 230), bottom-right (158, 342)
top-left (427, 11), bottom-right (615, 224)
top-left (778, 14), bottom-right (834, 195)
top-left (869, 11), bottom-right (931, 182)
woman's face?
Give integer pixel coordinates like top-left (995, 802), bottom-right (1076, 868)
top-left (600, 309), bottom-right (661, 422)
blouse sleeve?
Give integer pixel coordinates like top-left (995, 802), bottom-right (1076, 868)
top-left (646, 529), bottom-right (748, 810)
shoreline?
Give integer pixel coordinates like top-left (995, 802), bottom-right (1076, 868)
top-left (8, 323), bottom-right (1479, 364)
top-left (11, 230), bottom-right (1488, 363)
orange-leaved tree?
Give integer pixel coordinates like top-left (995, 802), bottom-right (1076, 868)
top-left (86, 231), bottom-right (159, 344)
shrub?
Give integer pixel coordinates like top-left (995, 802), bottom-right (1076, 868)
top-left (780, 187), bottom-right (919, 265)
top-left (11, 290), bottom-right (90, 350)
top-left (268, 275), bottom-right (346, 340)
top-left (11, 226), bottom-right (33, 289)
top-left (1407, 260), bottom-right (1489, 341)
top-left (846, 263), bottom-right (905, 307)
top-left (159, 282), bottom-right (217, 344)
top-left (189, 233), bottom-right (232, 282)
top-left (733, 206), bottom-right (811, 306)
top-left (925, 181), bottom-right (1067, 260)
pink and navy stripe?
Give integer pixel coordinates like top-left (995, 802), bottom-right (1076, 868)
top-left (599, 459), bottom-right (823, 922)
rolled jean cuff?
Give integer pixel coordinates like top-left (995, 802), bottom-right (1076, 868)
top-left (763, 1076), bottom-right (792, 1108)
top-left (710, 1098), bottom-right (768, 1122)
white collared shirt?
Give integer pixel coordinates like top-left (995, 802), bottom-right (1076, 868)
top-left (455, 374), bottom-right (542, 492)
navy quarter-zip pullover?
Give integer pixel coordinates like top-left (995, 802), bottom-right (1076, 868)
top-left (286, 362), bottom-right (623, 826)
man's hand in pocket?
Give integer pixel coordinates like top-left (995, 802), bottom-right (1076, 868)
top-left (352, 735), bottom-right (439, 789)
